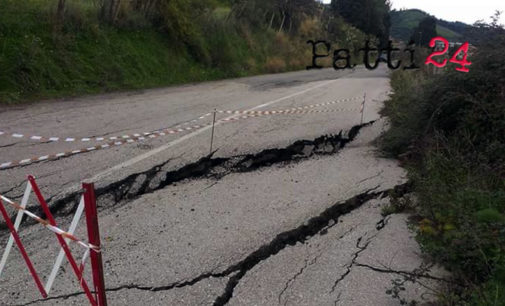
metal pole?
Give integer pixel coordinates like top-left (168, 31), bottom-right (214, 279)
top-left (83, 183), bottom-right (107, 306)
top-left (360, 93), bottom-right (366, 125)
top-left (209, 109), bottom-right (217, 155)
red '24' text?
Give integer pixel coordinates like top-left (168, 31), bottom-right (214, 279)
top-left (425, 36), bottom-right (472, 72)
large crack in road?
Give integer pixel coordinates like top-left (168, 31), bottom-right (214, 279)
top-left (211, 184), bottom-right (411, 306)
top-left (1, 120), bottom-right (375, 232)
top-left (1, 67), bottom-right (417, 305)
top-left (18, 181), bottom-right (411, 306)
top-left (3, 116), bottom-right (444, 306)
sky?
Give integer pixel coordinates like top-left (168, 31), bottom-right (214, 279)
top-left (321, 0), bottom-right (505, 25)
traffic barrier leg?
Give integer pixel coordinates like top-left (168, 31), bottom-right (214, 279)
top-left (83, 183), bottom-right (107, 306)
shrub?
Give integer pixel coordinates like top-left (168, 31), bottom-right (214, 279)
top-left (264, 57), bottom-right (286, 73)
top-left (380, 19), bottom-right (505, 304)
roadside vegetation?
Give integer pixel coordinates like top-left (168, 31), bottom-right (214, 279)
top-left (380, 15), bottom-right (505, 304)
top-left (0, 0), bottom-right (397, 104)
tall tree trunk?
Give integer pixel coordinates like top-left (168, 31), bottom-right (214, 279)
top-left (56, 0), bottom-right (65, 20)
top-left (231, 1), bottom-right (247, 20)
top-left (101, 0), bottom-right (119, 24)
top-left (54, 0), bottom-right (65, 31)
top-left (100, 0), bottom-right (110, 22)
top-left (278, 12), bottom-right (286, 32)
top-left (268, 11), bottom-right (275, 29)
top-left (145, 0), bottom-right (160, 19)
top-left (112, 0), bottom-right (121, 22)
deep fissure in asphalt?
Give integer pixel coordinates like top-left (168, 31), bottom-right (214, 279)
top-left (211, 183), bottom-right (412, 305)
top-left (20, 183), bottom-right (412, 306)
top-left (9, 119), bottom-right (428, 305)
top-left (1, 120), bottom-right (375, 232)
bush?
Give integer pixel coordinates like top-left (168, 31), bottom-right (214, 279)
top-left (380, 20), bottom-right (505, 304)
top-left (264, 57), bottom-right (287, 73)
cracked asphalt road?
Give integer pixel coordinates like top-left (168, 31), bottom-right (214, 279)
top-left (0, 67), bottom-right (447, 305)
top-left (0, 67), bottom-right (382, 203)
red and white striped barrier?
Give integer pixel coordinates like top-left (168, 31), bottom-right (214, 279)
top-left (0, 96), bottom-right (364, 170)
top-left (0, 119), bottom-right (209, 145)
top-left (0, 123), bottom-right (209, 170)
top-left (0, 176), bottom-right (106, 306)
top-left (0, 106), bottom-right (360, 170)
top-left (215, 96), bottom-right (361, 115)
top-left (0, 97), bottom-right (361, 144)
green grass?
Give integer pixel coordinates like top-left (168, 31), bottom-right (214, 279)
top-left (0, 0), bottom-right (318, 104)
top-left (0, 28), bottom-right (231, 103)
top-left (0, 1), bottom-right (232, 103)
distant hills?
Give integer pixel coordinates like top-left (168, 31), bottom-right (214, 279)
top-left (391, 9), bottom-right (472, 42)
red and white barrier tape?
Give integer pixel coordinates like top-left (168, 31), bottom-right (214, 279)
top-left (0, 97), bottom-right (360, 144)
top-left (0, 116), bottom-right (205, 144)
top-left (218, 107), bottom-right (359, 117)
top-left (216, 97), bottom-right (361, 115)
top-left (0, 106), bottom-right (360, 170)
top-left (0, 194), bottom-right (99, 252)
top-left (0, 130), bottom-right (154, 143)
top-left (0, 123), bottom-right (209, 169)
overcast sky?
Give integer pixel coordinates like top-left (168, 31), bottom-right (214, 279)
top-left (321, 0), bottom-right (505, 25)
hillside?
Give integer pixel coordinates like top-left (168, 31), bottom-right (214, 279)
top-left (391, 9), bottom-right (470, 42)
top-left (0, 0), bottom-right (371, 104)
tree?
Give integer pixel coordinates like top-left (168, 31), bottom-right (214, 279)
top-left (100, 0), bottom-right (122, 24)
top-left (410, 17), bottom-right (437, 46)
top-left (131, 0), bottom-right (161, 20)
top-left (331, 0), bottom-right (391, 47)
top-left (52, 0), bottom-right (66, 32)
top-left (230, 0), bottom-right (276, 29)
top-left (468, 11), bottom-right (505, 45)
top-left (230, 0), bottom-right (318, 34)
top-left (56, 0), bottom-right (65, 23)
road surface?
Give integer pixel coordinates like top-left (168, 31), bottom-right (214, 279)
top-left (0, 67), bottom-right (447, 305)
